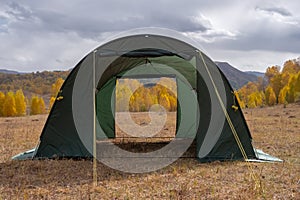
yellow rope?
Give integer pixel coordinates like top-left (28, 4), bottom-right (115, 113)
top-left (198, 51), bottom-right (261, 189)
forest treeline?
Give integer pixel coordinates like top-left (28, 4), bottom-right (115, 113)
top-left (0, 78), bottom-right (64, 117)
top-left (0, 57), bottom-right (299, 116)
top-left (237, 58), bottom-right (300, 108)
top-left (0, 70), bottom-right (68, 117)
top-left (0, 70), bottom-right (69, 95)
top-left (116, 77), bottom-right (177, 112)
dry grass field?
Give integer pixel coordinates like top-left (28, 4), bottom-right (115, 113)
top-left (0, 104), bottom-right (299, 199)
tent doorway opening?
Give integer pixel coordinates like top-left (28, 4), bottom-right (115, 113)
top-left (113, 75), bottom-right (179, 153)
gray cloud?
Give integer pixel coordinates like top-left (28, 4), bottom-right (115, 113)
top-left (208, 25), bottom-right (300, 54)
top-left (5, 2), bottom-right (34, 21)
top-left (28, 1), bottom-right (213, 38)
top-left (0, 0), bottom-right (299, 72)
top-left (255, 6), bottom-right (292, 17)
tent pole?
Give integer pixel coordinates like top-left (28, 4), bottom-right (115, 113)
top-left (92, 50), bottom-right (97, 187)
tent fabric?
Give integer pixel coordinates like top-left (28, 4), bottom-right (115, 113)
top-left (14, 28), bottom-right (268, 162)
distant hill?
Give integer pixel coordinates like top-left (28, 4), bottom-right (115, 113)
top-left (245, 71), bottom-right (264, 77)
top-left (0, 69), bottom-right (21, 74)
top-left (0, 70), bottom-right (70, 100)
top-left (215, 62), bottom-right (259, 89)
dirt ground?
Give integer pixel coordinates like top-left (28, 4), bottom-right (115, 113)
top-left (0, 104), bottom-right (299, 199)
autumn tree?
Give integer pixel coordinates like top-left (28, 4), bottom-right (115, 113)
top-left (51, 78), bottom-right (64, 97)
top-left (237, 58), bottom-right (300, 108)
top-left (247, 93), bottom-right (257, 108)
top-left (247, 92), bottom-right (264, 108)
top-left (30, 96), bottom-right (40, 115)
top-left (157, 77), bottom-right (177, 96)
top-left (154, 81), bottom-right (177, 111)
top-left (292, 71), bottom-right (300, 102)
top-left (235, 91), bottom-right (245, 109)
top-left (48, 78), bottom-right (65, 111)
top-left (168, 95), bottom-right (177, 111)
top-left (262, 65), bottom-right (283, 103)
top-left (49, 97), bottom-right (56, 111)
top-left (282, 72), bottom-right (300, 103)
top-left (265, 66), bottom-right (280, 83)
top-left (269, 74), bottom-right (283, 102)
top-left (30, 96), bottom-right (46, 115)
top-left (265, 86), bottom-right (276, 106)
top-left (278, 87), bottom-right (288, 104)
top-left (15, 89), bottom-right (26, 116)
top-left (39, 97), bottom-right (46, 114)
top-left (238, 82), bottom-right (260, 107)
top-left (0, 92), bottom-right (5, 116)
top-left (282, 60), bottom-right (300, 75)
top-left (3, 92), bottom-right (17, 117)
top-left (116, 80), bottom-right (133, 112)
top-left (158, 94), bottom-right (171, 111)
top-left (117, 77), bottom-right (178, 112)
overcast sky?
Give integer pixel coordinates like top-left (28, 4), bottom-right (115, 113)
top-left (0, 0), bottom-right (299, 72)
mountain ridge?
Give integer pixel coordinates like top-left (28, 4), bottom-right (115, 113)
top-left (0, 69), bottom-right (22, 74)
top-left (245, 71), bottom-right (264, 77)
top-left (215, 61), bottom-right (260, 89)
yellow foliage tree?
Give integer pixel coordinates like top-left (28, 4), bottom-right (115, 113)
top-left (278, 87), bottom-right (288, 104)
top-left (294, 72), bottom-right (300, 102)
top-left (0, 91), bottom-right (5, 116)
top-left (265, 66), bottom-right (280, 82)
top-left (282, 60), bottom-right (300, 75)
top-left (15, 89), bottom-right (26, 116)
top-left (157, 77), bottom-right (177, 97)
top-left (51, 78), bottom-right (64, 97)
top-left (295, 72), bottom-right (300, 90)
top-left (116, 80), bottom-right (132, 112)
top-left (48, 77), bottom-right (65, 112)
top-left (269, 74), bottom-right (283, 102)
top-left (238, 82), bottom-right (259, 106)
top-left (237, 58), bottom-right (300, 108)
top-left (284, 73), bottom-right (298, 103)
top-left (3, 92), bottom-right (17, 117)
top-left (49, 97), bottom-right (56, 111)
top-left (168, 95), bottom-right (177, 111)
top-left (265, 87), bottom-right (276, 106)
top-left (30, 96), bottom-right (40, 115)
top-left (235, 91), bottom-right (245, 109)
top-left (39, 97), bottom-right (46, 114)
top-left (153, 82), bottom-right (177, 111)
top-left (159, 94), bottom-right (171, 111)
top-left (120, 77), bottom-right (177, 112)
top-left (246, 92), bottom-right (264, 108)
top-left (30, 96), bottom-right (45, 115)
top-left (247, 93), bottom-right (257, 108)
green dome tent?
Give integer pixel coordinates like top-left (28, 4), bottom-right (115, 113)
top-left (13, 28), bottom-right (281, 165)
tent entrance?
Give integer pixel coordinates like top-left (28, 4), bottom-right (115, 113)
top-left (114, 75), bottom-right (177, 145)
top-left (95, 52), bottom-right (200, 155)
